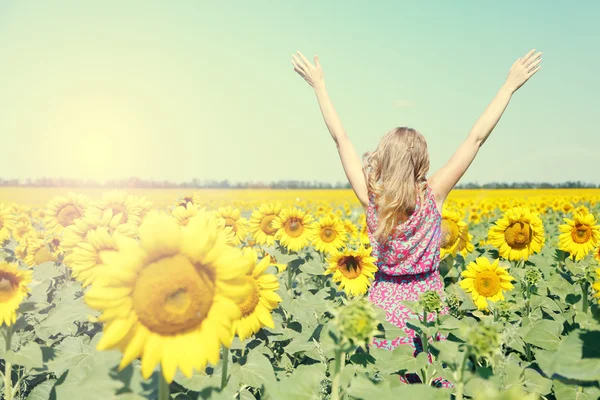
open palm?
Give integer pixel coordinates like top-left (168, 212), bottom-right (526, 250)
top-left (291, 51), bottom-right (325, 90)
top-left (505, 49), bottom-right (542, 92)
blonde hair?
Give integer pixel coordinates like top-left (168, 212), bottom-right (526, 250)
top-left (362, 127), bottom-right (430, 242)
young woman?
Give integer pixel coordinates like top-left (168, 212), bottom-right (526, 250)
top-left (291, 49), bottom-right (542, 385)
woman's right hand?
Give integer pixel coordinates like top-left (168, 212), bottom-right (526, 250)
top-left (291, 51), bottom-right (325, 90)
top-left (504, 48), bottom-right (542, 93)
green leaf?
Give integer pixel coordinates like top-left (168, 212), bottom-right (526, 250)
top-left (264, 364), bottom-right (326, 400)
top-left (26, 379), bottom-right (57, 400)
top-left (5, 342), bottom-right (44, 369)
top-left (537, 330), bottom-right (600, 381)
top-left (37, 299), bottom-right (96, 338)
top-left (47, 336), bottom-right (92, 377)
top-left (523, 368), bottom-right (552, 395)
top-left (393, 345), bottom-right (429, 374)
top-left (239, 351), bottom-right (276, 388)
top-left (523, 319), bottom-right (563, 350)
top-left (553, 380), bottom-right (596, 400)
top-left (300, 260), bottom-right (326, 275)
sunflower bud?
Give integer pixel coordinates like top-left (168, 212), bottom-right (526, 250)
top-left (524, 267), bottom-right (543, 286)
top-left (493, 300), bottom-right (512, 320)
top-left (446, 292), bottom-right (463, 316)
top-left (419, 290), bottom-right (442, 314)
top-left (466, 322), bottom-right (500, 360)
top-left (334, 296), bottom-right (380, 350)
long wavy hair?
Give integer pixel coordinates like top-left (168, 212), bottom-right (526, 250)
top-left (362, 127), bottom-right (430, 242)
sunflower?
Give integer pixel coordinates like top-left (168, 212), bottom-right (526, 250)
top-left (134, 196), bottom-right (154, 221)
top-left (558, 212), bottom-right (600, 261)
top-left (272, 208), bottom-right (315, 252)
top-left (0, 204), bottom-right (17, 243)
top-left (311, 215), bottom-right (347, 254)
top-left (44, 193), bottom-right (90, 234)
top-left (11, 220), bottom-right (32, 243)
top-left (325, 246), bottom-right (377, 296)
top-left (439, 209), bottom-right (470, 259)
top-left (86, 190), bottom-right (143, 226)
top-left (64, 227), bottom-right (119, 287)
top-left (84, 211), bottom-right (253, 383)
top-left (24, 239), bottom-right (55, 267)
top-left (342, 219), bottom-right (359, 239)
top-left (487, 207), bottom-right (545, 261)
top-left (214, 206), bottom-right (249, 246)
top-left (0, 263), bottom-right (32, 326)
top-left (172, 203), bottom-right (202, 226)
top-left (61, 210), bottom-right (138, 254)
top-left (232, 250), bottom-right (282, 341)
top-left (177, 192), bottom-right (202, 208)
top-left (468, 212), bottom-right (481, 225)
top-left (459, 257), bottom-right (515, 311)
top-left (248, 203), bottom-right (282, 246)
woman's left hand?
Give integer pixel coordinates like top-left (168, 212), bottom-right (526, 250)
top-left (291, 51), bottom-right (325, 90)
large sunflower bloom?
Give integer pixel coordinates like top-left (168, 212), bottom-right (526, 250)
top-left (44, 193), bottom-right (90, 234)
top-left (0, 204), bottom-right (17, 243)
top-left (459, 257), bottom-right (515, 311)
top-left (558, 212), bottom-right (600, 261)
top-left (0, 263), bottom-right (32, 326)
top-left (439, 209), bottom-right (470, 259)
top-left (272, 208), bottom-right (314, 252)
top-left (84, 212), bottom-right (253, 383)
top-left (311, 215), bottom-right (347, 254)
top-left (487, 207), bottom-right (545, 261)
top-left (325, 247), bottom-right (377, 296)
top-left (64, 227), bottom-right (119, 287)
top-left (215, 206), bottom-right (249, 246)
top-left (248, 203), bottom-right (282, 246)
top-left (86, 190), bottom-right (143, 226)
top-left (232, 250), bottom-right (282, 341)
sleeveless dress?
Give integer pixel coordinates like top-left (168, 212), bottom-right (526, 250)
top-left (366, 183), bottom-right (451, 387)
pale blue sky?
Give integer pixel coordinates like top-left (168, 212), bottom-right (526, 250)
top-left (0, 0), bottom-right (598, 184)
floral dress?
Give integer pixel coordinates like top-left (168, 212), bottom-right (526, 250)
top-left (366, 182), bottom-right (451, 387)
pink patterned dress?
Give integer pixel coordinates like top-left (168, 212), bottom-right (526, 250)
top-left (366, 182), bottom-right (451, 387)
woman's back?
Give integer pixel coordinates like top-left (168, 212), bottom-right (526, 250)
top-left (366, 182), bottom-right (447, 351)
top-left (366, 182), bottom-right (442, 276)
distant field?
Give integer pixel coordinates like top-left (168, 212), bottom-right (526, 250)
top-left (1, 187), bottom-right (600, 207)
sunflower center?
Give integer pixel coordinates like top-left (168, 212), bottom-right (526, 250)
top-left (0, 274), bottom-right (18, 302)
top-left (504, 222), bottom-right (532, 249)
top-left (57, 205), bottom-right (82, 227)
top-left (320, 227), bottom-right (336, 243)
top-left (338, 256), bottom-right (362, 279)
top-left (440, 219), bottom-right (459, 248)
top-left (571, 224), bottom-right (592, 244)
top-left (474, 270), bottom-right (501, 298)
top-left (132, 254), bottom-right (215, 335)
top-left (34, 246), bottom-right (53, 265)
top-left (224, 218), bottom-right (237, 233)
top-left (109, 204), bottom-right (128, 224)
top-left (260, 215), bottom-right (278, 236)
top-left (284, 217), bottom-right (304, 238)
top-left (238, 277), bottom-right (260, 318)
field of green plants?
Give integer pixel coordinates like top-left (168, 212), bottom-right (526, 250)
top-left (0, 189), bottom-right (599, 400)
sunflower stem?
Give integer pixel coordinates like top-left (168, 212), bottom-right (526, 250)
top-left (330, 349), bottom-right (345, 400)
top-left (581, 281), bottom-right (589, 313)
top-left (455, 350), bottom-right (469, 400)
top-left (158, 367), bottom-right (170, 400)
top-left (4, 325), bottom-right (14, 400)
top-left (287, 266), bottom-right (294, 296)
top-left (220, 346), bottom-right (229, 390)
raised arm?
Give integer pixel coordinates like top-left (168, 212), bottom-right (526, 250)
top-left (429, 49), bottom-right (542, 207)
top-left (292, 51), bottom-right (368, 208)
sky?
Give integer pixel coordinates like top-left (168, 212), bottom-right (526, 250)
top-left (0, 0), bottom-right (598, 185)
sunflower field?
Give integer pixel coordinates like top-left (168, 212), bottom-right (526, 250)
top-left (0, 188), bottom-right (599, 400)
